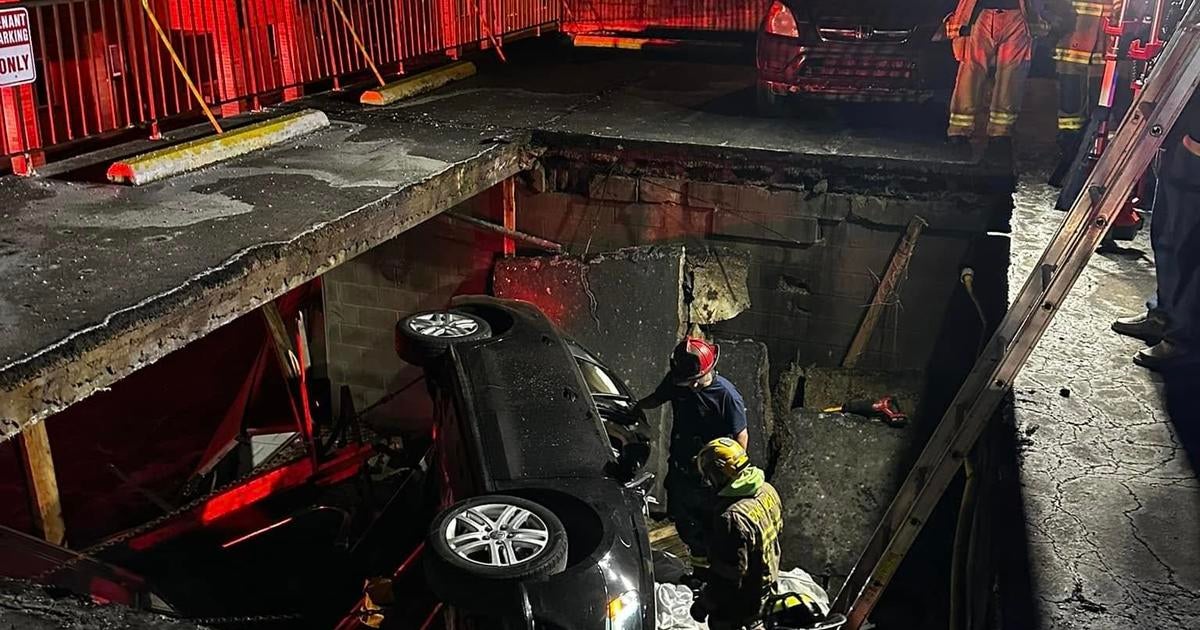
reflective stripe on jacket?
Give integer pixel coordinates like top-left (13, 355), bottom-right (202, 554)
top-left (1052, 0), bottom-right (1115, 67)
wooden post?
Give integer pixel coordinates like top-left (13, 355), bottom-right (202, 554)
top-left (262, 303), bottom-right (299, 379)
top-left (19, 422), bottom-right (66, 545)
top-left (501, 177), bottom-right (517, 257)
top-left (842, 216), bottom-right (927, 368)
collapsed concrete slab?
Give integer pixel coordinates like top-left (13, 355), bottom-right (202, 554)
top-left (0, 106), bottom-right (527, 442)
top-left (493, 246), bottom-right (687, 499)
top-left (772, 367), bottom-right (929, 583)
top-left (711, 338), bottom-right (774, 472)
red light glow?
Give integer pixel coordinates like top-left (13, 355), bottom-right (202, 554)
top-left (199, 460), bottom-right (313, 524)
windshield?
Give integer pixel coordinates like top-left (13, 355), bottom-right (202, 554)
top-left (577, 359), bottom-right (623, 397)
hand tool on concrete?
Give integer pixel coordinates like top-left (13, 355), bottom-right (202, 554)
top-left (823, 396), bottom-right (908, 428)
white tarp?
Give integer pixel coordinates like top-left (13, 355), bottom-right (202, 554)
top-left (655, 568), bottom-right (831, 629)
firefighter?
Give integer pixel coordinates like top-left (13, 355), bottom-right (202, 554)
top-left (1113, 90), bottom-right (1200, 370)
top-left (637, 337), bottom-right (749, 568)
top-left (688, 438), bottom-right (782, 630)
top-left (1047, 0), bottom-right (1118, 185)
top-left (943, 0), bottom-right (1049, 159)
top-left (1053, 0), bottom-right (1113, 150)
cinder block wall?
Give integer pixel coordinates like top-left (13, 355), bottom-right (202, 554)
top-left (323, 195), bottom-right (504, 416)
top-left (520, 144), bottom-right (1012, 382)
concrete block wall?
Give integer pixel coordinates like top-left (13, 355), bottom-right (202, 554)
top-left (516, 156), bottom-right (1011, 380)
top-left (324, 195), bottom-right (504, 416)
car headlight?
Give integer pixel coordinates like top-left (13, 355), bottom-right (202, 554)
top-left (607, 590), bottom-right (641, 629)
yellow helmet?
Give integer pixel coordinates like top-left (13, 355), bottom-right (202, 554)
top-left (696, 437), bottom-right (750, 489)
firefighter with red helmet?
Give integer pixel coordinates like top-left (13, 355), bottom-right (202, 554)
top-left (636, 337), bottom-right (750, 569)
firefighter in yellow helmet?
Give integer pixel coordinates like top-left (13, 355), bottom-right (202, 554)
top-left (689, 438), bottom-right (783, 630)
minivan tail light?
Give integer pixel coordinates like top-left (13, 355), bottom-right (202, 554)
top-left (765, 1), bottom-right (801, 38)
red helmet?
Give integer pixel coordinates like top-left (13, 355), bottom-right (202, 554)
top-left (670, 337), bottom-right (719, 384)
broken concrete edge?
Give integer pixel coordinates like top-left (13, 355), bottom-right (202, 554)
top-left (0, 140), bottom-right (530, 444)
top-left (360, 61), bottom-right (477, 106)
top-left (530, 130), bottom-right (1017, 206)
top-left (106, 109), bottom-right (330, 186)
top-left (687, 248), bottom-right (752, 325)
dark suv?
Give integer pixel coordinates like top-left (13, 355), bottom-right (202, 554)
top-left (394, 296), bottom-right (655, 629)
top-left (756, 0), bottom-right (956, 109)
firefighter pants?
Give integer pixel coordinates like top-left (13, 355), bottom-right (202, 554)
top-left (1057, 71), bottom-right (1100, 145)
top-left (1152, 142), bottom-right (1200, 349)
top-left (947, 9), bottom-right (1033, 137)
top-left (666, 470), bottom-right (713, 561)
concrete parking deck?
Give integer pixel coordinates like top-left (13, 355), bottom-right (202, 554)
top-left (0, 48), bottom-right (1000, 443)
top-left (0, 107), bottom-right (526, 440)
top-left (3, 43), bottom-right (1194, 630)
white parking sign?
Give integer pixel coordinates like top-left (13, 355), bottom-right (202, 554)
top-left (0, 7), bottom-right (35, 88)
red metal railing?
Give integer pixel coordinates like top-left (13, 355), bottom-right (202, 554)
top-left (562, 0), bottom-right (768, 34)
top-left (0, 0), bottom-right (558, 172)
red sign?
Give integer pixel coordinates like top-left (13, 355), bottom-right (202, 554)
top-left (0, 8), bottom-right (35, 88)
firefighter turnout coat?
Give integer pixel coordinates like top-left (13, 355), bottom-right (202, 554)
top-left (697, 466), bottom-right (784, 626)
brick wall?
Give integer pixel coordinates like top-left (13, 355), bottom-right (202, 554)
top-left (517, 157), bottom-right (1011, 382)
top-left (324, 194), bottom-right (504, 417)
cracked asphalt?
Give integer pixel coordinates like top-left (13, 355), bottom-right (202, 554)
top-left (1010, 173), bottom-right (1200, 628)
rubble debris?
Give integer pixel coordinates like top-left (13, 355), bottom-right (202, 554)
top-left (0, 578), bottom-right (208, 630)
top-left (687, 249), bottom-right (751, 325)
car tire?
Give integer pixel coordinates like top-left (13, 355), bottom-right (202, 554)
top-left (394, 309), bottom-right (492, 365)
top-left (756, 80), bottom-right (789, 118)
top-left (425, 495), bottom-right (568, 614)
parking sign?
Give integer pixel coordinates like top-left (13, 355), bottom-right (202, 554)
top-left (0, 7), bottom-right (35, 88)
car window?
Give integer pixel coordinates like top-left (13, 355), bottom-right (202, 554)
top-left (577, 359), bottom-right (623, 397)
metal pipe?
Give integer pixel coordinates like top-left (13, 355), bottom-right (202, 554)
top-left (440, 212), bottom-right (563, 252)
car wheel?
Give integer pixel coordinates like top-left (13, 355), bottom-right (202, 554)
top-left (756, 80), bottom-right (789, 118)
top-left (425, 495), bottom-right (568, 614)
top-left (395, 309), bottom-right (492, 365)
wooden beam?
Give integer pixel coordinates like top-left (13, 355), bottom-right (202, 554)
top-left (501, 177), bottom-right (517, 257)
top-left (262, 303), bottom-right (299, 379)
top-left (19, 422), bottom-right (65, 545)
top-left (843, 216), bottom-right (928, 369)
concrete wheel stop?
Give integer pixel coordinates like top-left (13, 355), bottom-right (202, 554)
top-left (359, 61), bottom-right (477, 106)
top-left (105, 109), bottom-right (330, 186)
